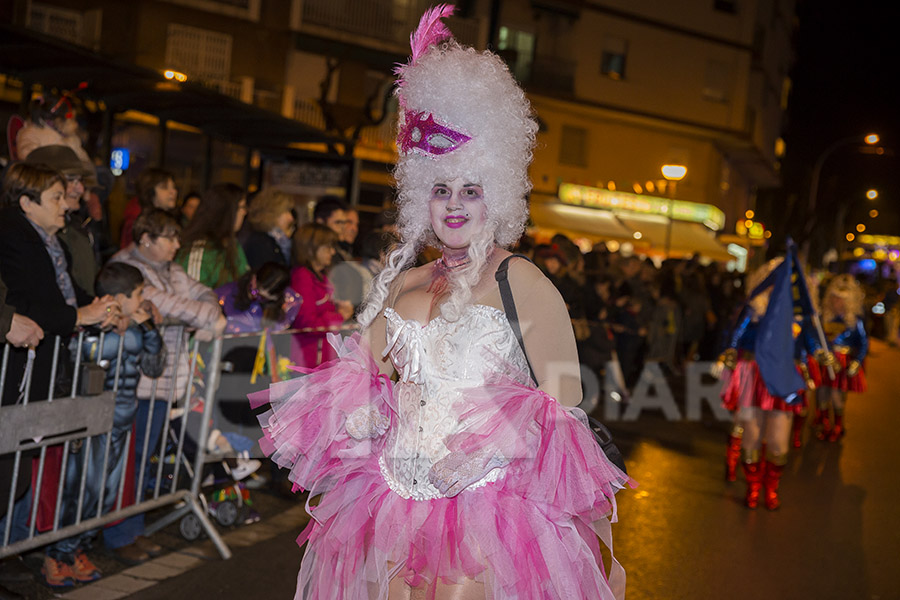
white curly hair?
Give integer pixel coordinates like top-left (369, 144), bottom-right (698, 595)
top-left (357, 38), bottom-right (538, 328)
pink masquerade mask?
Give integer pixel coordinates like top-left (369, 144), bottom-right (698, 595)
top-left (398, 111), bottom-right (471, 156)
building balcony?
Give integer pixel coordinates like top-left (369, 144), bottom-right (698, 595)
top-left (299, 0), bottom-right (481, 49)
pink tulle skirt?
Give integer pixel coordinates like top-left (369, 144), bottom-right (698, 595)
top-left (250, 334), bottom-right (634, 599)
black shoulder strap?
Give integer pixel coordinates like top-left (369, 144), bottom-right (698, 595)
top-left (495, 254), bottom-right (538, 385)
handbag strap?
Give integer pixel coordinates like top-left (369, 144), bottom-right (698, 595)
top-left (495, 254), bottom-right (538, 385)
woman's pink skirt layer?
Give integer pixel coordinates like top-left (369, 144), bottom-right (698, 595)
top-left (250, 334), bottom-right (634, 599)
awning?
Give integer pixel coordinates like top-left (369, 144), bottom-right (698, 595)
top-left (0, 25), bottom-right (344, 153)
top-left (530, 196), bottom-right (634, 241)
top-left (615, 214), bottom-right (733, 261)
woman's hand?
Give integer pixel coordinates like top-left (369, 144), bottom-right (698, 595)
top-left (427, 449), bottom-right (507, 497)
top-left (77, 296), bottom-right (121, 329)
top-left (345, 405), bottom-right (390, 440)
top-left (336, 300), bottom-right (354, 321)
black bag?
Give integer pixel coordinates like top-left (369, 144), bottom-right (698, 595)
top-left (138, 341), bottom-right (168, 379)
top-left (495, 255), bottom-right (628, 474)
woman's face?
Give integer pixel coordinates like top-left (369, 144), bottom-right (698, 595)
top-left (234, 197), bottom-right (248, 233)
top-left (140, 232), bottom-right (181, 263)
top-left (21, 182), bottom-right (67, 235)
top-left (181, 195), bottom-right (200, 221)
top-left (429, 178), bottom-right (487, 250)
top-left (153, 179), bottom-right (178, 210)
top-left (275, 210), bottom-right (295, 236)
top-left (312, 243), bottom-right (336, 272)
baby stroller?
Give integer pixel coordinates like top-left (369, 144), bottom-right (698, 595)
top-left (146, 421), bottom-right (262, 541)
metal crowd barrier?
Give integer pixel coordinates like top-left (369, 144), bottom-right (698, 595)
top-left (0, 326), bottom-right (230, 560)
top-left (1, 322), bottom-right (358, 562)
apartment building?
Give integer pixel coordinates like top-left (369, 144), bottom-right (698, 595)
top-left (4, 0), bottom-right (794, 256)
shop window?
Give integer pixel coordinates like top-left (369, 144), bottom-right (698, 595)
top-left (559, 125), bottom-right (588, 168)
top-left (600, 36), bottom-right (628, 81)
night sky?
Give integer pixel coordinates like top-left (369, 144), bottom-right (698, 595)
top-left (765, 0), bottom-right (900, 258)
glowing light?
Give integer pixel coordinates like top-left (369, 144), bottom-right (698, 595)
top-left (853, 247), bottom-right (865, 257)
top-left (865, 134), bottom-right (880, 145)
top-left (870, 209), bottom-right (879, 218)
top-left (856, 223), bottom-right (866, 233)
top-left (846, 233), bottom-right (855, 242)
top-left (873, 249), bottom-right (887, 261)
top-left (605, 240), bottom-right (620, 252)
top-left (867, 189), bottom-right (878, 200)
top-left (633, 231), bottom-right (643, 240)
top-left (607, 181), bottom-right (616, 191)
top-left (744, 219), bottom-right (753, 228)
top-left (661, 164), bottom-right (687, 181)
top-left (632, 183), bottom-right (643, 194)
top-left (891, 250), bottom-right (900, 261)
top-left (163, 70), bottom-right (187, 82)
top-left (873, 302), bottom-right (885, 315)
top-left (745, 210), bottom-right (755, 219)
top-left (764, 230), bottom-right (772, 239)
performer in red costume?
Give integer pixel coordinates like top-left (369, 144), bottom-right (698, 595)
top-left (816, 274), bottom-right (868, 442)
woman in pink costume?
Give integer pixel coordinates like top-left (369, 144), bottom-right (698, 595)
top-left (249, 6), bottom-right (632, 598)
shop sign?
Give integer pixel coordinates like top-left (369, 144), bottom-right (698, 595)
top-left (558, 183), bottom-right (725, 230)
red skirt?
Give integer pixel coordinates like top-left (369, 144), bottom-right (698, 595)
top-left (820, 351), bottom-right (867, 392)
top-left (721, 359), bottom-right (804, 414)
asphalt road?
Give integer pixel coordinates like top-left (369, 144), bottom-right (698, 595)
top-left (110, 340), bottom-right (900, 599)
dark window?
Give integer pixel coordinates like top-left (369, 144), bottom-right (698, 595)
top-left (559, 125), bottom-right (588, 167)
top-left (600, 36), bottom-right (628, 81)
top-left (714, 0), bottom-right (737, 14)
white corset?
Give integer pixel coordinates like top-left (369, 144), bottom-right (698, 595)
top-left (379, 305), bottom-right (531, 501)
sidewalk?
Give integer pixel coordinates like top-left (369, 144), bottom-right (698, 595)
top-left (3, 472), bottom-right (305, 600)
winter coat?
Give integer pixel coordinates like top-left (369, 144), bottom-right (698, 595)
top-left (110, 245), bottom-right (221, 400)
top-left (176, 240), bottom-right (250, 289)
top-left (82, 322), bottom-right (164, 426)
top-left (290, 266), bottom-right (345, 368)
top-left (242, 229), bottom-right (289, 270)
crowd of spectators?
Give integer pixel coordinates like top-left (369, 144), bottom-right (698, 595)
top-left (523, 234), bottom-right (746, 389)
top-left (0, 137), bottom-right (392, 590)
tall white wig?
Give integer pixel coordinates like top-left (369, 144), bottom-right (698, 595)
top-left (358, 5), bottom-right (538, 328)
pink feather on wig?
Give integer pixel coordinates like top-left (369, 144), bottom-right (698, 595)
top-left (394, 3), bottom-right (456, 81)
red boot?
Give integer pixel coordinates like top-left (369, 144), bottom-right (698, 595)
top-left (742, 461), bottom-right (763, 509)
top-left (791, 412), bottom-right (806, 448)
top-left (763, 459), bottom-right (786, 510)
top-left (725, 433), bottom-right (742, 482)
top-left (815, 407), bottom-right (831, 441)
top-left (828, 413), bottom-right (844, 442)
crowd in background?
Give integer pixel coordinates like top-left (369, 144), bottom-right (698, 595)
top-left (520, 234), bottom-right (746, 388)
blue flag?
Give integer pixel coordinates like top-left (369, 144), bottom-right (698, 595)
top-left (755, 245), bottom-right (805, 399)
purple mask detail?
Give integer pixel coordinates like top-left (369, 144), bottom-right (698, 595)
top-left (398, 111), bottom-right (471, 156)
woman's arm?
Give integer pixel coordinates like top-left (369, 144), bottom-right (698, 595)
top-left (507, 258), bottom-right (582, 407)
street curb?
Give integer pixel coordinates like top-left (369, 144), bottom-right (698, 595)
top-left (60, 504), bottom-right (309, 599)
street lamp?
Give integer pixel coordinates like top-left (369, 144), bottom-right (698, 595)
top-left (807, 132), bottom-right (880, 222)
top-left (661, 164), bottom-right (687, 257)
top-left (866, 189), bottom-right (878, 200)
